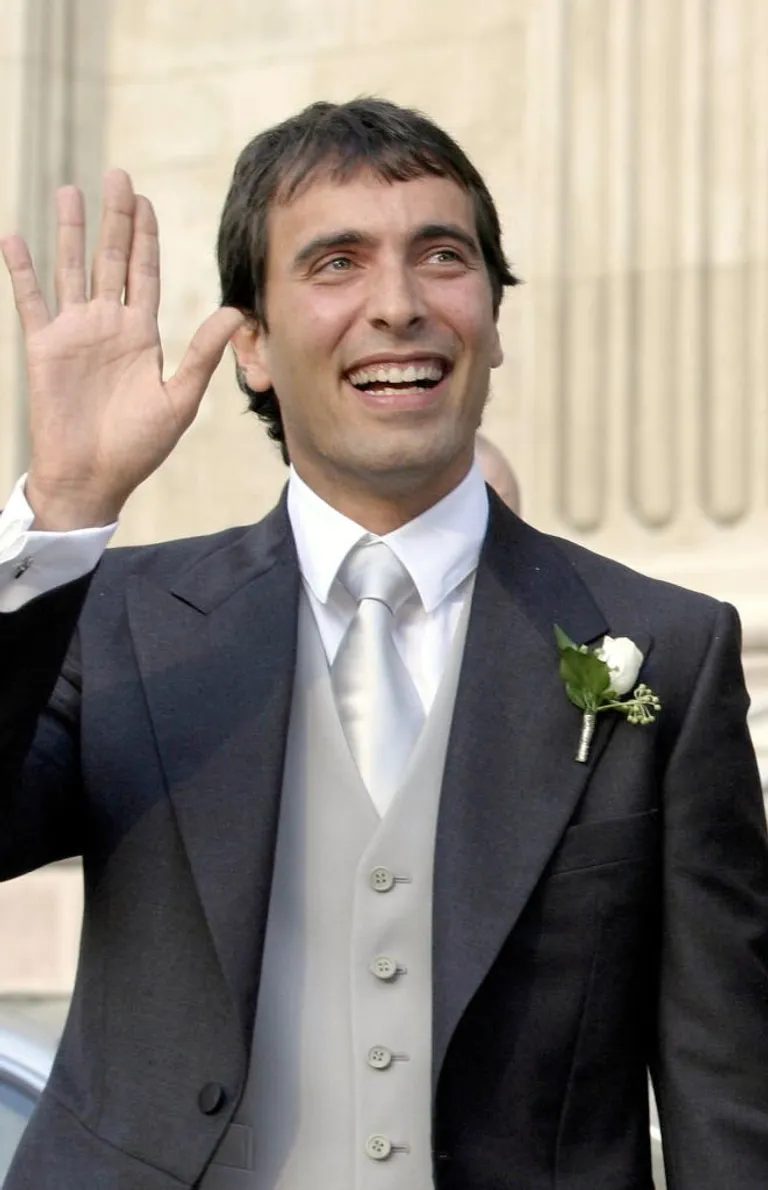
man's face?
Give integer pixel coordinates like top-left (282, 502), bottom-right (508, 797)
top-left (236, 168), bottom-right (503, 504)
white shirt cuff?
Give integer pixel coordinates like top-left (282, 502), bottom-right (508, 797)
top-left (0, 475), bottom-right (117, 613)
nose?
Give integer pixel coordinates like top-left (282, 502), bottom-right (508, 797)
top-left (365, 257), bottom-right (427, 334)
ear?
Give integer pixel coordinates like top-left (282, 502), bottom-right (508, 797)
top-left (490, 325), bottom-right (504, 370)
top-left (231, 321), bottom-right (273, 392)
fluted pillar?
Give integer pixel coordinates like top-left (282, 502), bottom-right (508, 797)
top-left (525, 0), bottom-right (768, 757)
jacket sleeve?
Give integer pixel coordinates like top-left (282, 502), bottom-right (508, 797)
top-left (0, 574), bottom-right (93, 879)
top-left (653, 601), bottom-right (768, 1188)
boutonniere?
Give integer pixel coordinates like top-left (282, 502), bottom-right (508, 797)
top-left (554, 626), bottom-right (661, 763)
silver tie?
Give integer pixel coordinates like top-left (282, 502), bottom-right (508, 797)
top-left (332, 539), bottom-right (424, 816)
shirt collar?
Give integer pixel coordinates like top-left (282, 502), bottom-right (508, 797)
top-left (287, 461), bottom-right (489, 613)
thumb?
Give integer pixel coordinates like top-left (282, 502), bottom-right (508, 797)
top-left (165, 306), bottom-right (245, 421)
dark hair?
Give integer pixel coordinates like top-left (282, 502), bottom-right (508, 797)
top-left (217, 97), bottom-right (521, 462)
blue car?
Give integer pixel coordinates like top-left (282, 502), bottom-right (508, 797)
top-left (0, 1000), bottom-right (66, 1186)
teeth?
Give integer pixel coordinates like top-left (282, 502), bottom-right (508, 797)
top-left (347, 360), bottom-right (446, 386)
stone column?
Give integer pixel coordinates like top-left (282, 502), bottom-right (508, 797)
top-left (524, 0), bottom-right (768, 764)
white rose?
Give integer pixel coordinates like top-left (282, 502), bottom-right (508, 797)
top-left (596, 635), bottom-right (643, 696)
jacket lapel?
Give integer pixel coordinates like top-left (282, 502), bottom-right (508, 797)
top-left (432, 493), bottom-right (646, 1085)
top-left (126, 496), bottom-right (299, 1040)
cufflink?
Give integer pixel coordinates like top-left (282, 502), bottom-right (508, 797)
top-left (13, 556), bottom-right (32, 579)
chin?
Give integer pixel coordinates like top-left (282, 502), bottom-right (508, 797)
top-left (342, 437), bottom-right (470, 491)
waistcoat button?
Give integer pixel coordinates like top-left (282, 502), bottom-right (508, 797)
top-left (370, 866), bottom-right (396, 892)
top-left (369, 955), bottom-right (398, 981)
top-left (367, 1045), bottom-right (394, 1069)
top-left (198, 1082), bottom-right (227, 1115)
top-left (365, 1134), bottom-right (393, 1161)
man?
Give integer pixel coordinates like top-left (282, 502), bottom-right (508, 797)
top-left (475, 432), bottom-right (521, 514)
top-left (1, 99), bottom-right (767, 1189)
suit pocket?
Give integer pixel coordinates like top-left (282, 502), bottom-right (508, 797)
top-left (208, 1122), bottom-right (252, 1169)
top-left (547, 810), bottom-right (659, 876)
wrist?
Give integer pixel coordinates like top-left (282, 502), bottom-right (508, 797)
top-left (24, 476), bottom-right (123, 531)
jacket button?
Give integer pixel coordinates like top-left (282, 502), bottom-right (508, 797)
top-left (198, 1082), bottom-right (227, 1115)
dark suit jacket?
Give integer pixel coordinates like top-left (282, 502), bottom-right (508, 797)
top-left (2, 491), bottom-right (767, 1189)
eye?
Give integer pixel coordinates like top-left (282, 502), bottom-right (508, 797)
top-left (318, 255), bottom-right (354, 274)
top-left (426, 247), bottom-right (464, 265)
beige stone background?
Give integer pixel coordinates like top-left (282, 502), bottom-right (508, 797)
top-left (0, 0), bottom-right (766, 993)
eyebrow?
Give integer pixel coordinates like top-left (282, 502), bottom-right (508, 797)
top-left (411, 223), bottom-right (481, 258)
top-left (291, 222), bottom-right (481, 271)
top-left (292, 231), bottom-right (372, 270)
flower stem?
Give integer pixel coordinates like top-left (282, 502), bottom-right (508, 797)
top-left (575, 711), bottom-right (596, 763)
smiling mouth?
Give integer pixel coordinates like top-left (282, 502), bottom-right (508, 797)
top-left (345, 358), bottom-right (450, 395)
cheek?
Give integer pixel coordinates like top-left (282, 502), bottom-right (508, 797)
top-left (432, 283), bottom-right (497, 352)
top-left (265, 327), bottom-right (340, 415)
top-left (283, 291), bottom-right (358, 363)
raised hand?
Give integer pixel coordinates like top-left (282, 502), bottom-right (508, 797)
top-left (0, 170), bottom-right (244, 529)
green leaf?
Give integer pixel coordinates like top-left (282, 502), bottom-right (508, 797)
top-left (564, 681), bottom-right (587, 710)
top-left (558, 648), bottom-right (610, 696)
top-left (554, 623), bottom-right (578, 654)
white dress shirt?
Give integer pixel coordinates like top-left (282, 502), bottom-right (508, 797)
top-left (288, 463), bottom-right (487, 710)
top-left (0, 476), bottom-right (118, 613)
top-left (0, 466), bottom-right (488, 708)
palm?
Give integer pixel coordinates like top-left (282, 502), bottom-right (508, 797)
top-left (1, 171), bottom-right (243, 526)
top-left (26, 302), bottom-right (171, 486)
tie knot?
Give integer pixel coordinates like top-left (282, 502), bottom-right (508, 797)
top-left (338, 539), bottom-right (415, 614)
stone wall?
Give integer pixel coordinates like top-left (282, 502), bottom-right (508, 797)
top-left (1, 0), bottom-right (766, 992)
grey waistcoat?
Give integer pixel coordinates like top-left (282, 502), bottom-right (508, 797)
top-left (200, 586), bottom-right (472, 1189)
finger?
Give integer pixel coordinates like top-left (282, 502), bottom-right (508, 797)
top-left (0, 234), bottom-right (51, 336)
top-left (91, 169), bottom-right (136, 302)
top-left (125, 195), bottom-right (160, 316)
top-left (165, 307), bottom-right (245, 425)
top-left (54, 186), bottom-right (87, 308)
